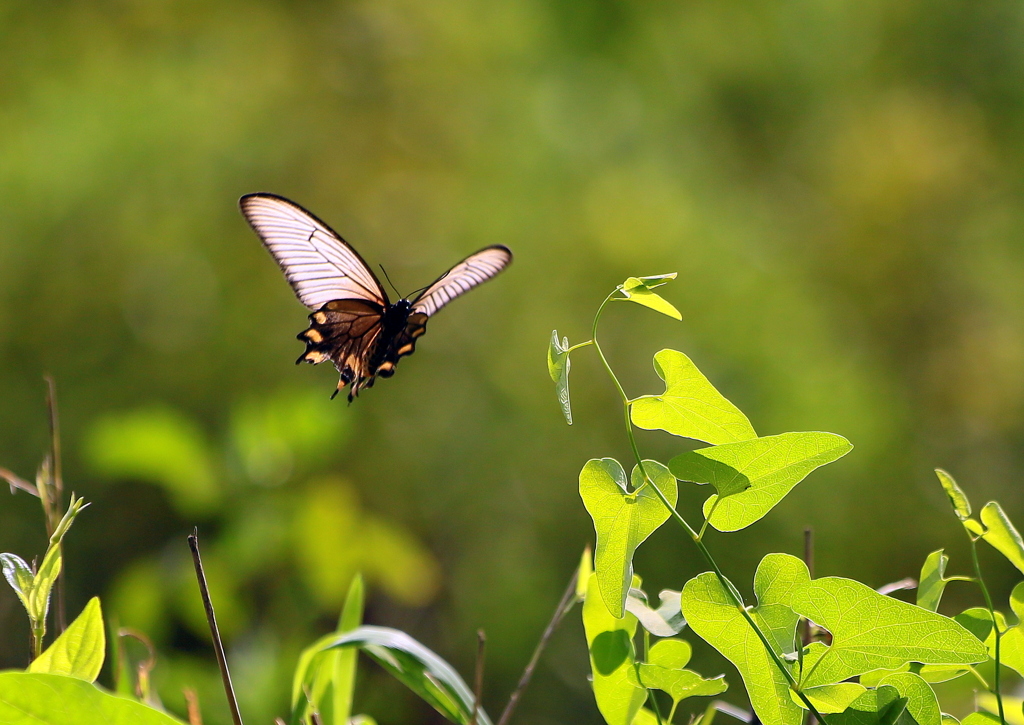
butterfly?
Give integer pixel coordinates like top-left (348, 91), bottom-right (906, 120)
top-left (240, 193), bottom-right (512, 401)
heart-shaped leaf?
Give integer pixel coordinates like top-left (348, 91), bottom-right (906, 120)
top-left (634, 638), bottom-right (727, 703)
top-left (547, 331), bottom-right (572, 425)
top-left (631, 350), bottom-right (756, 445)
top-left (876, 672), bottom-right (941, 725)
top-left (580, 459), bottom-right (677, 617)
top-left (670, 432), bottom-right (852, 532)
top-left (791, 577), bottom-right (987, 688)
top-left (790, 683), bottom-right (867, 714)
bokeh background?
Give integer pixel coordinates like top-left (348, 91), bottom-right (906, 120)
top-left (3, 1), bottom-right (1024, 722)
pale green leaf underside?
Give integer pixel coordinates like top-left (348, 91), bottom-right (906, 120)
top-left (625, 588), bottom-right (685, 637)
top-left (791, 577), bottom-right (987, 687)
top-left (680, 572), bottom-right (803, 725)
top-left (580, 458), bottom-right (678, 618)
top-left (935, 469), bottom-right (971, 521)
top-left (29, 597), bottom-right (105, 682)
top-left (630, 349), bottom-right (756, 445)
top-left (670, 432), bottom-right (852, 532)
top-left (583, 572), bottom-right (646, 725)
top-left (0, 672), bottom-right (186, 724)
top-left (979, 501), bottom-right (1024, 575)
top-left (547, 331), bottom-right (572, 425)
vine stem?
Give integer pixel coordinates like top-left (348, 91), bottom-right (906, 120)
top-left (589, 291), bottom-right (829, 725)
top-left (969, 537), bottom-right (1005, 725)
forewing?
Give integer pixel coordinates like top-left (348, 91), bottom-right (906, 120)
top-left (240, 193), bottom-right (388, 309)
top-left (411, 245), bottom-right (512, 317)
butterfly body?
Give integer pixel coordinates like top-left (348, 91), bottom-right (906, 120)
top-left (241, 193), bottom-right (511, 401)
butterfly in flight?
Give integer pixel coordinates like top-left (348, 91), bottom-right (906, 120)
top-left (240, 193), bottom-right (512, 401)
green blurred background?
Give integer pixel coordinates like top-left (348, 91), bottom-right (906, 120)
top-left (3, 0), bottom-right (1024, 722)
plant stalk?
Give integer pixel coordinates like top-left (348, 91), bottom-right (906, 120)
top-left (497, 566), bottom-right (580, 725)
top-left (969, 537), bottom-right (1005, 725)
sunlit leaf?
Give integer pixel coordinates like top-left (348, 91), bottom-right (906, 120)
top-left (0, 672), bottom-right (186, 724)
top-left (958, 598), bottom-right (1024, 678)
top-left (547, 331), bottom-right (573, 425)
top-left (634, 638), bottom-right (727, 703)
top-left (979, 501), bottom-right (1024, 575)
top-left (935, 469), bottom-right (971, 521)
top-left (332, 573), bottom-right (364, 725)
top-left (877, 672), bottom-right (941, 725)
top-left (29, 597), bottom-right (105, 682)
top-left (582, 572), bottom-right (646, 725)
top-left (790, 577), bottom-right (987, 687)
top-left (670, 432), bottom-right (852, 532)
top-left (680, 560), bottom-right (806, 725)
top-left (617, 276), bottom-right (682, 320)
top-left (630, 350), bottom-right (756, 445)
top-left (791, 683), bottom-right (866, 714)
top-left (580, 458), bottom-right (677, 617)
top-left (976, 694), bottom-right (1024, 725)
top-left (961, 713), bottom-right (1001, 725)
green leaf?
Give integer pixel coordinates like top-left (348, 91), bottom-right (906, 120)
top-left (791, 683), bottom-right (867, 714)
top-left (29, 597), bottom-right (105, 682)
top-left (625, 588), bottom-right (685, 637)
top-left (979, 501), bottom-right (1024, 575)
top-left (547, 331), bottom-right (573, 425)
top-left (305, 625), bottom-right (491, 725)
top-left (0, 553), bottom-right (34, 616)
top-left (630, 349), bottom-right (756, 445)
top-left (790, 577), bottom-right (987, 687)
top-left (877, 672), bottom-right (941, 725)
top-left (960, 596), bottom-right (1024, 679)
top-left (961, 714), bottom-right (1001, 725)
top-left (631, 638), bottom-right (728, 702)
top-left (935, 469), bottom-right (971, 521)
top-left (0, 672), bottom-right (186, 724)
top-left (670, 432), bottom-right (853, 532)
top-left (583, 572), bottom-right (646, 725)
top-left (941, 716), bottom-right (961, 725)
top-left (825, 686), bottom-right (906, 725)
top-left (680, 566), bottom-right (805, 725)
top-left (635, 637), bottom-right (728, 702)
top-left (917, 550), bottom-right (953, 612)
top-left (580, 459), bottom-right (677, 618)
top-left (617, 277), bottom-right (682, 320)
top-left (976, 694), bottom-right (1024, 725)
top-left (332, 573), bottom-right (364, 725)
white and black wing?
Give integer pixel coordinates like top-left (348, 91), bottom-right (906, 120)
top-left (411, 245), bottom-right (512, 317)
top-left (240, 193), bottom-right (388, 310)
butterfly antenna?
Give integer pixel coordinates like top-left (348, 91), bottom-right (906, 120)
top-left (379, 264), bottom-right (402, 298)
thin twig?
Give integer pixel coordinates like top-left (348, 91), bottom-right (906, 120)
top-left (0, 467), bottom-right (39, 497)
top-left (183, 688), bottom-right (203, 725)
top-left (497, 566), bottom-right (580, 725)
top-left (45, 376), bottom-right (66, 632)
top-left (472, 629), bottom-right (486, 725)
top-left (188, 529), bottom-right (244, 725)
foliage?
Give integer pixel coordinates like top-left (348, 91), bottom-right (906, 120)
top-left (549, 276), bottom-right (1024, 724)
